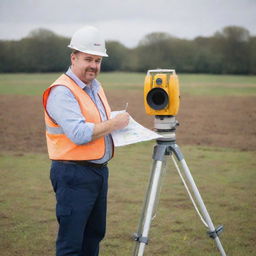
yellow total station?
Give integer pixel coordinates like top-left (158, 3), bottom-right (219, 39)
top-left (144, 69), bottom-right (180, 116)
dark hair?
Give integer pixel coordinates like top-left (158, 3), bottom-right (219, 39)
top-left (72, 50), bottom-right (80, 54)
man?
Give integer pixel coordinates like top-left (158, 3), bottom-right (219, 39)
top-left (42, 26), bottom-right (130, 256)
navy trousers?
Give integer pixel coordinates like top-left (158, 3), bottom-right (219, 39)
top-left (50, 161), bottom-right (109, 256)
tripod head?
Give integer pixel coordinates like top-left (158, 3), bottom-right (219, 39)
top-left (154, 115), bottom-right (179, 143)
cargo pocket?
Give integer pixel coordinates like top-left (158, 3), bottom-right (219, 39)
top-left (56, 204), bottom-right (73, 236)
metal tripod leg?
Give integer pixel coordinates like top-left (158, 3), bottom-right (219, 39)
top-left (170, 143), bottom-right (227, 256)
top-left (132, 141), bottom-right (227, 256)
top-left (133, 143), bottom-right (169, 256)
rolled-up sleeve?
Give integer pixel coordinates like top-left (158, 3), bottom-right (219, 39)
top-left (46, 85), bottom-right (95, 145)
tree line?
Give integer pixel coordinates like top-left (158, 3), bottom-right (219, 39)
top-left (0, 26), bottom-right (255, 74)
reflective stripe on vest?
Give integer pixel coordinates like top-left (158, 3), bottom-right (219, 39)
top-left (43, 74), bottom-right (113, 161)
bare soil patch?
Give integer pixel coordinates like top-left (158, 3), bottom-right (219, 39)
top-left (0, 91), bottom-right (255, 153)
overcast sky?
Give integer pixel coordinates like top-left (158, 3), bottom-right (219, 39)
top-left (0, 0), bottom-right (255, 48)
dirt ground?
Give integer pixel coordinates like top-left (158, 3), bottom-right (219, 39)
top-left (0, 91), bottom-right (255, 153)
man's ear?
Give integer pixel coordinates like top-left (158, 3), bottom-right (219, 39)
top-left (70, 53), bottom-right (76, 65)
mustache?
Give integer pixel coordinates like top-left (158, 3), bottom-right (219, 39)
top-left (86, 68), bottom-right (97, 73)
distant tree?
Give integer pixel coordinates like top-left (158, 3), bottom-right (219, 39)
top-left (168, 39), bottom-right (196, 72)
top-left (214, 26), bottom-right (250, 74)
top-left (0, 40), bottom-right (22, 72)
top-left (19, 28), bottom-right (70, 72)
top-left (0, 26), bottom-right (255, 74)
top-left (221, 26), bottom-right (250, 42)
top-left (27, 28), bottom-right (57, 39)
top-left (139, 32), bottom-right (172, 46)
top-left (135, 32), bottom-right (174, 72)
top-left (249, 36), bottom-right (256, 74)
top-left (102, 41), bottom-right (129, 71)
top-left (194, 36), bottom-right (223, 73)
top-left (136, 32), bottom-right (197, 73)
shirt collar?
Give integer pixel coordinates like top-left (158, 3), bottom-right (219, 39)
top-left (65, 67), bottom-right (100, 92)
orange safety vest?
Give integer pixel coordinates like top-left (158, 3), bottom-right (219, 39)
top-left (42, 74), bottom-right (114, 161)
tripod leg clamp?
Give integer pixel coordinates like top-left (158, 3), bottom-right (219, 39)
top-left (207, 225), bottom-right (224, 239)
top-left (133, 233), bottom-right (149, 245)
top-left (153, 144), bottom-right (169, 161)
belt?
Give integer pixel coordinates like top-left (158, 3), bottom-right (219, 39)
top-left (57, 160), bottom-right (108, 169)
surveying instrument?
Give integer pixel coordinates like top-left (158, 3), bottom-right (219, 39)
top-left (132, 69), bottom-right (227, 256)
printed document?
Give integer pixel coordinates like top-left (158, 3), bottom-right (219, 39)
top-left (110, 111), bottom-right (162, 147)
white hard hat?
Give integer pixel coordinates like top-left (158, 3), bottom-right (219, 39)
top-left (68, 26), bottom-right (108, 57)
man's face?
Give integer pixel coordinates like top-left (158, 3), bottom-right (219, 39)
top-left (71, 52), bottom-right (102, 85)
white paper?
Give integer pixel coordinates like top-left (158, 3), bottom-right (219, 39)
top-left (110, 110), bottom-right (162, 147)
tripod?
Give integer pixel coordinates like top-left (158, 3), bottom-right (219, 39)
top-left (132, 116), bottom-right (227, 256)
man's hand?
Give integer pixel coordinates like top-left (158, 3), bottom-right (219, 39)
top-left (92, 112), bottom-right (130, 141)
top-left (112, 112), bottom-right (130, 130)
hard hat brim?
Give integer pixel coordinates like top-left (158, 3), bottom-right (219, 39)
top-left (67, 45), bottom-right (108, 57)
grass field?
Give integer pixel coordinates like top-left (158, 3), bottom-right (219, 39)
top-left (0, 72), bottom-right (256, 96)
top-left (0, 72), bottom-right (256, 255)
top-left (0, 144), bottom-right (255, 256)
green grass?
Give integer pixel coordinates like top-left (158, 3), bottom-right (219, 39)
top-left (0, 143), bottom-right (255, 256)
top-left (0, 73), bottom-right (62, 95)
top-left (0, 72), bottom-right (255, 96)
top-left (179, 74), bottom-right (256, 96)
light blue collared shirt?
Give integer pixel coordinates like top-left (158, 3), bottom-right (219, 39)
top-left (46, 68), bottom-right (113, 163)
